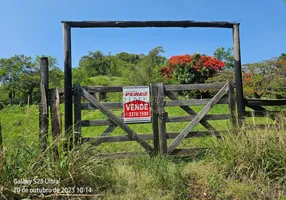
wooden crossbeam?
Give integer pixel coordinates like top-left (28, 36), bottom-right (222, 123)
top-left (165, 91), bottom-right (218, 133)
top-left (168, 82), bottom-right (229, 153)
top-left (92, 113), bottom-right (123, 146)
top-left (81, 88), bottom-right (154, 152)
top-left (62, 20), bottom-right (237, 28)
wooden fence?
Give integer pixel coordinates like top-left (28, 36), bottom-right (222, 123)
top-left (244, 98), bottom-right (286, 129)
top-left (41, 80), bottom-right (237, 158)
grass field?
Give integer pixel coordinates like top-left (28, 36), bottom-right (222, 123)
top-left (0, 103), bottom-right (286, 199)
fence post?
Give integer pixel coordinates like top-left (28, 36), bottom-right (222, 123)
top-left (39, 57), bottom-right (49, 153)
top-left (233, 24), bottom-right (245, 126)
top-left (150, 83), bottom-right (159, 155)
top-left (228, 80), bottom-right (237, 132)
top-left (63, 23), bottom-right (73, 151)
top-left (74, 84), bottom-right (82, 147)
top-left (50, 88), bottom-right (62, 162)
top-left (157, 83), bottom-right (168, 155)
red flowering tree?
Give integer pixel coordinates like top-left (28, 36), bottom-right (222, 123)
top-left (160, 53), bottom-right (225, 98)
top-left (160, 53), bottom-right (225, 84)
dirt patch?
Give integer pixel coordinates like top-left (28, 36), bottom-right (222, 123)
top-left (188, 179), bottom-right (216, 200)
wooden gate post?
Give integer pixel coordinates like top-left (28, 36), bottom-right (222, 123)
top-left (74, 84), bottom-right (82, 147)
top-left (157, 83), bottom-right (168, 155)
top-left (50, 88), bottom-right (62, 162)
top-left (150, 83), bottom-right (159, 155)
top-left (39, 57), bottom-right (49, 153)
top-left (233, 24), bottom-right (245, 126)
top-left (228, 80), bottom-right (237, 131)
top-left (63, 22), bottom-right (73, 151)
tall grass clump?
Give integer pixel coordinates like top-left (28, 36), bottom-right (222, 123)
top-left (112, 155), bottom-right (193, 199)
top-left (0, 143), bottom-right (117, 199)
top-left (207, 125), bottom-right (286, 199)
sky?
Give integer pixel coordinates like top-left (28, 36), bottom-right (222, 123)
top-left (0, 0), bottom-right (285, 69)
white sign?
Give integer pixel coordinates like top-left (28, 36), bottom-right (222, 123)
top-left (123, 86), bottom-right (151, 123)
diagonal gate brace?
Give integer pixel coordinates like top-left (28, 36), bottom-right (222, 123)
top-left (168, 82), bottom-right (229, 154)
top-left (81, 88), bottom-right (154, 153)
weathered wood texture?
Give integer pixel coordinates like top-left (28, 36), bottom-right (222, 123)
top-left (245, 111), bottom-right (286, 117)
top-left (157, 83), bottom-right (168, 154)
top-left (228, 80), bottom-right (237, 130)
top-left (82, 131), bottom-right (226, 144)
top-left (50, 88), bottom-right (62, 162)
top-left (39, 57), bottom-right (49, 152)
top-left (233, 24), bottom-right (245, 126)
top-left (168, 82), bottom-right (229, 153)
top-left (81, 114), bottom-right (229, 127)
top-left (68, 81), bottom-right (235, 158)
top-left (164, 83), bottom-right (225, 91)
top-left (62, 20), bottom-right (237, 28)
top-left (74, 85), bottom-right (82, 146)
top-left (81, 88), bottom-right (154, 153)
top-left (63, 23), bottom-right (73, 151)
top-left (165, 91), bottom-right (218, 133)
top-left (245, 99), bottom-right (286, 106)
top-left (91, 113), bottom-right (123, 146)
top-left (150, 83), bottom-right (159, 154)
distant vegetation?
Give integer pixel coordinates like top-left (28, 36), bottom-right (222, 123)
top-left (0, 47), bottom-right (285, 106)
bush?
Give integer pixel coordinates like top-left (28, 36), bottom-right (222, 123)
top-left (160, 53), bottom-right (225, 98)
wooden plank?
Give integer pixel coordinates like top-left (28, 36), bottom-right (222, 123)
top-left (57, 88), bottom-right (64, 94)
top-left (245, 111), bottom-right (286, 117)
top-left (39, 84), bottom-right (48, 152)
top-left (74, 85), bottom-right (82, 147)
top-left (150, 83), bottom-right (159, 155)
top-left (244, 124), bottom-right (282, 130)
top-left (81, 102), bottom-right (122, 110)
top-left (165, 97), bottom-right (229, 106)
top-left (63, 23), bottom-right (73, 151)
top-left (39, 57), bottom-right (49, 153)
top-left (168, 82), bottom-right (229, 153)
top-left (246, 105), bottom-right (280, 122)
top-left (81, 88), bottom-right (154, 152)
top-left (245, 99), bottom-right (286, 106)
top-left (164, 83), bottom-right (225, 91)
top-left (233, 24), bottom-right (245, 126)
top-left (91, 113), bottom-right (123, 146)
top-left (81, 131), bottom-right (226, 144)
top-left (158, 83), bottom-right (168, 155)
top-left (165, 91), bottom-right (218, 132)
top-left (228, 80), bottom-right (237, 130)
top-left (86, 86), bottom-right (123, 93)
top-left (62, 20), bottom-right (237, 28)
top-left (50, 88), bottom-right (62, 162)
top-left (81, 118), bottom-right (151, 126)
top-left (167, 114), bottom-right (230, 122)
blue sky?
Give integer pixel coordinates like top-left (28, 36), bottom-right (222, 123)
top-left (0, 0), bottom-right (285, 69)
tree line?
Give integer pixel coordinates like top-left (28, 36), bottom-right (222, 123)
top-left (0, 46), bottom-right (285, 106)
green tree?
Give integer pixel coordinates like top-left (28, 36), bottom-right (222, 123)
top-left (213, 47), bottom-right (234, 69)
top-left (0, 55), bottom-right (62, 104)
top-left (134, 46), bottom-right (167, 85)
top-left (242, 56), bottom-right (286, 98)
top-left (79, 51), bottom-right (110, 77)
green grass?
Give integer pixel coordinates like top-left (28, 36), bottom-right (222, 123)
top-left (0, 103), bottom-right (286, 199)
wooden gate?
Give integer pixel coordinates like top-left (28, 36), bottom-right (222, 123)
top-left (73, 85), bottom-right (156, 156)
top-left (150, 80), bottom-right (236, 156)
top-left (71, 80), bottom-right (236, 157)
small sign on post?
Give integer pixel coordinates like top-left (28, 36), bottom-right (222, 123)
top-left (123, 86), bottom-right (151, 123)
